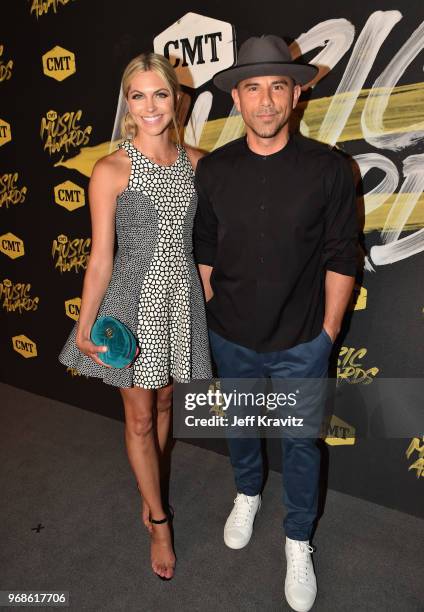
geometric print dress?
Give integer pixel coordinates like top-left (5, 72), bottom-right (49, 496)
top-left (59, 139), bottom-right (212, 389)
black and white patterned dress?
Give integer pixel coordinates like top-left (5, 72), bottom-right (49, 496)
top-left (59, 140), bottom-right (212, 389)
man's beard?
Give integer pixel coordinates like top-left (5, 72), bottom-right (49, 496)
top-left (249, 115), bottom-right (288, 139)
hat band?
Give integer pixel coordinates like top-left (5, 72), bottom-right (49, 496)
top-left (230, 60), bottom-right (307, 68)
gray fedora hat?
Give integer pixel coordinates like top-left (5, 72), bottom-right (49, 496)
top-left (213, 34), bottom-right (318, 92)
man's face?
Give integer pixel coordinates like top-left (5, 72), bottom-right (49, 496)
top-left (232, 74), bottom-right (301, 139)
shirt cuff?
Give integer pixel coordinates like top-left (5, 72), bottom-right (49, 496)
top-left (194, 244), bottom-right (216, 266)
top-left (325, 258), bottom-right (357, 277)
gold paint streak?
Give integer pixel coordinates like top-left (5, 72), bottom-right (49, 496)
top-left (54, 141), bottom-right (120, 177)
top-left (199, 116), bottom-right (244, 151)
top-left (364, 193), bottom-right (424, 232)
top-left (199, 82), bottom-right (424, 149)
top-left (63, 83), bottom-right (424, 172)
top-left (61, 83), bottom-right (424, 232)
top-left (298, 81), bottom-right (424, 143)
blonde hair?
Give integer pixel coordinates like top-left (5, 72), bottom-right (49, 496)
top-left (120, 52), bottom-right (181, 142)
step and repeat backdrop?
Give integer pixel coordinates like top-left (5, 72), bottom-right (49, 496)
top-left (1, 0), bottom-right (423, 517)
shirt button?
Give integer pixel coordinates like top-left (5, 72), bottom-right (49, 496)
top-left (259, 256), bottom-right (264, 264)
top-left (260, 204), bottom-right (265, 210)
top-left (260, 232), bottom-right (265, 238)
top-left (261, 176), bottom-right (266, 183)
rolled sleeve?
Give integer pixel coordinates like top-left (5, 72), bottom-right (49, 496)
top-left (193, 158), bottom-right (218, 266)
top-left (323, 155), bottom-right (359, 277)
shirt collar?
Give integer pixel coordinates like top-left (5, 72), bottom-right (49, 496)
top-left (243, 133), bottom-right (295, 160)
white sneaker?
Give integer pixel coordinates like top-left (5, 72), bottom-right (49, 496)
top-left (284, 537), bottom-right (317, 612)
top-left (223, 492), bottom-right (261, 549)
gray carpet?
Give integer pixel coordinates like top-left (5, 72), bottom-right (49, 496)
top-left (1, 382), bottom-right (423, 612)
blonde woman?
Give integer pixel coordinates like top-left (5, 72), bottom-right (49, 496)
top-left (59, 53), bottom-right (212, 580)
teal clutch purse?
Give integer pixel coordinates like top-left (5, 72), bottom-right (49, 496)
top-left (90, 316), bottom-right (138, 368)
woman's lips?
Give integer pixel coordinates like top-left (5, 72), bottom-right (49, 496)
top-left (142, 115), bottom-right (163, 124)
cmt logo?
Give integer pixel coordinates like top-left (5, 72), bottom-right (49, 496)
top-left (65, 297), bottom-right (81, 321)
top-left (154, 12), bottom-right (235, 88)
top-left (325, 415), bottom-right (355, 446)
top-left (54, 181), bottom-right (85, 211)
top-left (12, 334), bottom-right (38, 358)
top-left (0, 232), bottom-right (25, 259)
top-left (42, 46), bottom-right (76, 81)
top-left (0, 119), bottom-right (11, 147)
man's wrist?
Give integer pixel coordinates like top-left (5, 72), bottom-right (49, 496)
top-left (323, 322), bottom-right (340, 343)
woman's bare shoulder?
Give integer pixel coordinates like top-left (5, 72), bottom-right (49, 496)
top-left (90, 147), bottom-right (131, 194)
top-left (94, 146), bottom-right (130, 173)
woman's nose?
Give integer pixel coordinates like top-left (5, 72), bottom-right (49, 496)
top-left (145, 96), bottom-right (156, 112)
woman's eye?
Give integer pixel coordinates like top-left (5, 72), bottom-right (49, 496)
top-left (157, 92), bottom-right (169, 98)
top-left (132, 94), bottom-right (142, 100)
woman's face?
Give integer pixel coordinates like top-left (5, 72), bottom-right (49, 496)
top-left (127, 70), bottom-right (175, 137)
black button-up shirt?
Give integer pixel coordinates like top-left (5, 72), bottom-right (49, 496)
top-left (193, 134), bottom-right (358, 352)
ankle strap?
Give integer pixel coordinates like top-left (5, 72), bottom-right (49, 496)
top-left (150, 516), bottom-right (168, 524)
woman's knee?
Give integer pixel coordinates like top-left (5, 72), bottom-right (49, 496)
top-left (126, 410), bottom-right (154, 437)
top-left (122, 391), bottom-right (154, 438)
top-left (121, 387), bottom-right (155, 434)
top-left (156, 387), bottom-right (173, 414)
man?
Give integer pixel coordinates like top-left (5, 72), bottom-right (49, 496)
top-left (194, 35), bottom-right (358, 612)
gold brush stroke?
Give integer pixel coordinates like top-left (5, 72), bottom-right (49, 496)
top-left (54, 141), bottom-right (120, 177)
top-left (299, 81), bottom-right (424, 142)
top-left (364, 193), bottom-right (424, 232)
top-left (56, 83), bottom-right (424, 232)
top-left (199, 81), bottom-right (424, 147)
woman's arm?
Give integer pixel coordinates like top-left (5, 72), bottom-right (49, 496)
top-left (75, 155), bottom-right (127, 365)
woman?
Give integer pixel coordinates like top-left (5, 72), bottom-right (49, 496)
top-left (59, 53), bottom-right (212, 580)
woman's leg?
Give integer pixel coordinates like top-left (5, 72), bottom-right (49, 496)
top-left (138, 382), bottom-right (173, 532)
top-left (120, 386), bottom-right (175, 579)
top-left (155, 382), bottom-right (173, 453)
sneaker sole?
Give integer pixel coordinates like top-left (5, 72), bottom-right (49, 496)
top-left (223, 531), bottom-right (253, 549)
top-left (284, 586), bottom-right (316, 612)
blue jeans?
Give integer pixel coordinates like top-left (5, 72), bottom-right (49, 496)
top-left (209, 328), bottom-right (332, 541)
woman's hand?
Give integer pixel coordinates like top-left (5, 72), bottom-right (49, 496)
top-left (76, 336), bottom-right (110, 368)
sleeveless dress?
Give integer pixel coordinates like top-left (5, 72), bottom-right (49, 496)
top-left (58, 140), bottom-right (212, 389)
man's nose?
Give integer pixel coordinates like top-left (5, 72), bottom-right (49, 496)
top-left (260, 88), bottom-right (273, 106)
